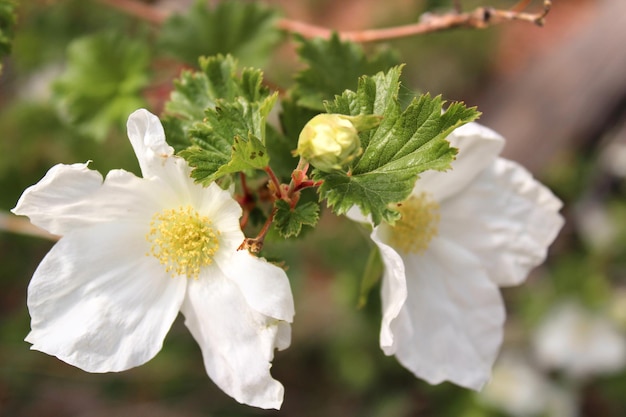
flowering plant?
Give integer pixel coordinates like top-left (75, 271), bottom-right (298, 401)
top-left (2, 0), bottom-right (583, 414)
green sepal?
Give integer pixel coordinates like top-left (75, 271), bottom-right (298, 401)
top-left (316, 66), bottom-right (479, 225)
top-left (274, 199), bottom-right (320, 238)
top-left (357, 246), bottom-right (383, 309)
top-left (344, 114), bottom-right (383, 133)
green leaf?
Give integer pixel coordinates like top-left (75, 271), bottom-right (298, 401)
top-left (166, 55), bottom-right (278, 184)
top-left (0, 0), bottom-right (17, 74)
top-left (52, 31), bottom-right (150, 141)
top-left (293, 34), bottom-right (399, 111)
top-left (164, 54), bottom-right (270, 137)
top-left (274, 199), bottom-right (320, 238)
top-left (316, 66), bottom-right (480, 225)
top-left (213, 134), bottom-right (270, 178)
top-left (158, 1), bottom-right (281, 69)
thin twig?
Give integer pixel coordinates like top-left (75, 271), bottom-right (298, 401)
top-left (453, 0), bottom-right (463, 14)
top-left (95, 0), bottom-right (168, 24)
top-left (238, 206), bottom-right (277, 253)
top-left (0, 212), bottom-right (59, 241)
top-left (96, 0), bottom-right (552, 42)
top-left (277, 0), bottom-right (552, 42)
top-left (512, 0), bottom-right (533, 13)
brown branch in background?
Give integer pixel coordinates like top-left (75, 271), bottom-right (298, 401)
top-left (277, 0), bottom-right (552, 42)
top-left (96, 0), bottom-right (168, 24)
top-left (0, 212), bottom-right (59, 241)
top-left (97, 0), bottom-right (552, 42)
top-left (512, 0), bottom-right (533, 13)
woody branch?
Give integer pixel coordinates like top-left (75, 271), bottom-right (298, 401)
top-left (96, 0), bottom-right (552, 42)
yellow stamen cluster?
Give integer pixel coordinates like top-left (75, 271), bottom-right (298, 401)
top-left (388, 193), bottom-right (440, 254)
top-left (146, 206), bottom-right (220, 279)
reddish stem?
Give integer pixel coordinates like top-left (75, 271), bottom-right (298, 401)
top-left (264, 166), bottom-right (283, 199)
top-left (238, 206), bottom-right (277, 253)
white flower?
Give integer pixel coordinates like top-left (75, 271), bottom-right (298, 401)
top-left (532, 301), bottom-right (626, 378)
top-left (481, 354), bottom-right (549, 417)
top-left (349, 122), bottom-right (564, 389)
top-left (11, 109), bottom-right (295, 410)
top-left (479, 352), bottom-right (577, 417)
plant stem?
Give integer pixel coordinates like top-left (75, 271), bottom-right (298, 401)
top-left (96, 0), bottom-right (552, 42)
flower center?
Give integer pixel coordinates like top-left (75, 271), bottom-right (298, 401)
top-left (387, 193), bottom-right (440, 254)
top-left (146, 206), bottom-right (220, 279)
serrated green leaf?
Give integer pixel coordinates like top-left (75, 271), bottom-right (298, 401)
top-left (214, 134), bottom-right (270, 178)
top-left (316, 66), bottom-right (479, 225)
top-left (178, 145), bottom-right (227, 186)
top-left (52, 31), bottom-right (150, 141)
top-left (274, 199), bottom-right (320, 238)
top-left (163, 55), bottom-right (278, 183)
top-left (158, 1), bottom-right (281, 69)
top-left (164, 54), bottom-right (269, 136)
top-left (293, 33), bottom-right (400, 111)
top-left (171, 63), bottom-right (278, 184)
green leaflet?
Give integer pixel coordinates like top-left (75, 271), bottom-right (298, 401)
top-left (165, 55), bottom-right (277, 184)
top-left (316, 66), bottom-right (479, 225)
top-left (274, 199), bottom-right (320, 238)
top-left (164, 54), bottom-right (270, 138)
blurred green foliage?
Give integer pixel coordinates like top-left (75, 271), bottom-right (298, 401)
top-left (158, 0), bottom-right (282, 69)
top-left (53, 31), bottom-right (151, 141)
top-left (0, 0), bottom-right (17, 74)
top-left (1, 1), bottom-right (625, 417)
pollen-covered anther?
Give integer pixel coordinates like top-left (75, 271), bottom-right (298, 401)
top-left (388, 193), bottom-right (440, 254)
top-left (146, 206), bottom-right (220, 279)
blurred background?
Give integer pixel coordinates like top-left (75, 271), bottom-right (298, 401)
top-left (1, 0), bottom-right (626, 416)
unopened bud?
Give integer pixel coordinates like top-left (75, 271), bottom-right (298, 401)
top-left (295, 114), bottom-right (362, 172)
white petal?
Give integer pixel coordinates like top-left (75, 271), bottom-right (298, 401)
top-left (370, 226), bottom-right (407, 352)
top-left (439, 158), bottom-right (564, 287)
top-left (70, 160), bottom-right (213, 227)
top-left (96, 168), bottom-right (168, 217)
top-left (345, 205), bottom-right (370, 224)
top-left (196, 182), bottom-right (244, 258)
top-left (10, 162), bottom-right (175, 236)
top-left (417, 122), bottom-right (505, 202)
top-left (219, 251), bottom-right (294, 322)
top-left (11, 163), bottom-right (103, 235)
top-left (25, 222), bottom-right (186, 372)
top-left (274, 321), bottom-right (292, 352)
top-left (182, 272), bottom-right (287, 409)
top-left (389, 237), bottom-right (505, 390)
top-left (126, 109), bottom-right (175, 178)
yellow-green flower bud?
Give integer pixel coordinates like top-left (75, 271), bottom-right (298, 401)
top-left (295, 114), bottom-right (362, 172)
